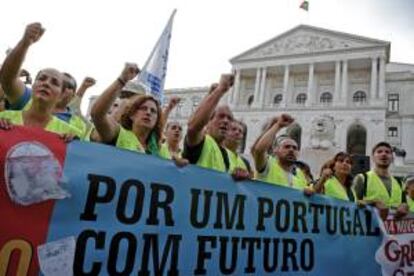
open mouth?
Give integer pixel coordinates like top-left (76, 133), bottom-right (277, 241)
top-left (37, 89), bottom-right (50, 96)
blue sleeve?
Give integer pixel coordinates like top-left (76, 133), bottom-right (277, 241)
top-left (5, 86), bottom-right (32, 110)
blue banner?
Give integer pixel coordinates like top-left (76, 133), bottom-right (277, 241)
top-left (42, 141), bottom-right (383, 275)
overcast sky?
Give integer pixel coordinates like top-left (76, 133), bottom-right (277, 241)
top-left (1, 0), bottom-right (413, 112)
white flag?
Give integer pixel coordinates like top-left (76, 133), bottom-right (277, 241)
top-left (137, 9), bottom-right (176, 102)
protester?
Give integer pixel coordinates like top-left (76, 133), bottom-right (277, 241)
top-left (183, 74), bottom-right (249, 180)
top-left (222, 119), bottom-right (253, 176)
top-left (165, 120), bottom-right (183, 158)
top-left (251, 115), bottom-right (310, 190)
top-left (353, 142), bottom-right (408, 218)
top-left (0, 23), bottom-right (91, 138)
top-left (51, 72), bottom-right (90, 136)
top-left (0, 23), bottom-right (81, 139)
top-left (90, 63), bottom-right (172, 159)
top-left (313, 152), bottom-right (356, 202)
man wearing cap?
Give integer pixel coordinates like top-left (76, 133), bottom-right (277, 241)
top-left (251, 115), bottom-right (309, 190)
top-left (353, 141), bottom-right (408, 218)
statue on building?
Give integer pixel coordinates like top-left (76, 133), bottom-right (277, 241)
top-left (310, 115), bottom-right (336, 149)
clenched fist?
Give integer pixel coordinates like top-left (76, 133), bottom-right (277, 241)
top-left (22, 22), bottom-right (45, 46)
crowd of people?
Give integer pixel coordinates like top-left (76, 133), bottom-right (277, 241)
top-left (1, 22), bottom-right (414, 220)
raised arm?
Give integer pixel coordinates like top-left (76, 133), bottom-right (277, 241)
top-left (68, 76), bottom-right (96, 114)
top-left (313, 167), bottom-right (333, 193)
top-left (90, 63), bottom-right (139, 143)
top-left (251, 114), bottom-right (294, 171)
top-left (162, 96), bottom-right (180, 127)
top-left (186, 74), bottom-right (233, 146)
top-left (0, 23), bottom-right (44, 104)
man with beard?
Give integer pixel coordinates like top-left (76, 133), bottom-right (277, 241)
top-left (251, 114), bottom-right (309, 189)
top-left (353, 142), bottom-right (408, 218)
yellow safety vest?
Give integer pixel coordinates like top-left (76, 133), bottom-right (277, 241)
top-left (363, 170), bottom-right (402, 208)
top-left (227, 149), bottom-right (248, 172)
top-left (324, 177), bottom-right (356, 202)
top-left (116, 126), bottom-right (171, 159)
top-left (195, 135), bottom-right (227, 173)
top-left (406, 196), bottom-right (414, 213)
top-left (0, 110), bottom-right (82, 137)
top-left (68, 115), bottom-right (87, 138)
top-left (257, 156), bottom-right (308, 190)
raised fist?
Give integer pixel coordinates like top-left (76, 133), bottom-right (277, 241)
top-left (23, 23), bottom-right (45, 46)
top-left (216, 74), bottom-right (234, 93)
top-left (167, 96), bottom-right (181, 109)
top-left (119, 63), bottom-right (140, 83)
top-left (277, 113), bottom-right (294, 128)
top-left (208, 83), bottom-right (219, 94)
top-left (321, 168), bottom-right (333, 179)
top-left (81, 77), bottom-right (96, 89)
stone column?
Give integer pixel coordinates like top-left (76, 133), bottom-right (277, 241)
top-left (253, 68), bottom-right (261, 107)
top-left (282, 65), bottom-right (290, 107)
top-left (341, 60), bottom-right (348, 105)
top-left (334, 60), bottom-right (341, 105)
top-left (259, 67), bottom-right (267, 108)
top-left (306, 63), bottom-right (314, 107)
top-left (378, 56), bottom-right (386, 100)
top-left (370, 58), bottom-right (378, 101)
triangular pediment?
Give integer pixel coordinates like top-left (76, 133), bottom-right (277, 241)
top-left (231, 25), bottom-right (389, 62)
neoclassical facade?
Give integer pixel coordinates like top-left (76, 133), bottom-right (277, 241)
top-left (162, 25), bottom-right (414, 176)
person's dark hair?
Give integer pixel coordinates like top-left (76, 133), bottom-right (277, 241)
top-left (120, 95), bottom-right (163, 146)
top-left (372, 141), bottom-right (393, 155)
top-left (62, 72), bottom-right (77, 91)
top-left (295, 160), bottom-right (314, 182)
top-left (323, 151), bottom-right (354, 187)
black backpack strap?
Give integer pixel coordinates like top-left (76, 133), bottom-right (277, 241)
top-left (362, 172), bottom-right (368, 197)
top-left (241, 156), bottom-right (252, 174)
top-left (218, 146), bottom-right (230, 172)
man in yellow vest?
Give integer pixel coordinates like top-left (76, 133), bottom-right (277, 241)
top-left (183, 74), bottom-right (249, 180)
top-left (222, 120), bottom-right (253, 177)
top-left (353, 142), bottom-right (408, 218)
top-left (251, 115), bottom-right (310, 190)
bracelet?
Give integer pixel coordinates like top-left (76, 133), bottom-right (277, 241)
top-left (117, 77), bottom-right (126, 86)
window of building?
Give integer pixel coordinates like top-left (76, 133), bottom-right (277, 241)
top-left (273, 94), bottom-right (283, 105)
top-left (320, 92), bottom-right (333, 105)
top-left (388, 94), bottom-right (399, 112)
top-left (388, 127), bottom-right (398, 137)
top-left (296, 93), bottom-right (307, 105)
top-left (247, 95), bottom-right (254, 106)
top-left (353, 91), bottom-right (367, 104)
